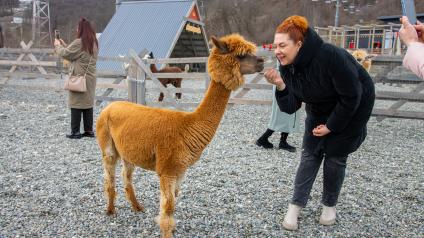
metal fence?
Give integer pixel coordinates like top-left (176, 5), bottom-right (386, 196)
top-left (315, 24), bottom-right (405, 55)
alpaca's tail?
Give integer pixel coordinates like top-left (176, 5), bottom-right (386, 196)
top-left (96, 105), bottom-right (118, 158)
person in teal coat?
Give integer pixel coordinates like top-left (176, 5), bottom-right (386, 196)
top-left (256, 63), bottom-right (300, 152)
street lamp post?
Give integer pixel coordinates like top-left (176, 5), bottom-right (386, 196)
top-left (335, 0), bottom-right (341, 27)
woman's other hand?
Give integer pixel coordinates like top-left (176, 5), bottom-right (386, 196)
top-left (414, 20), bottom-right (424, 43)
top-left (264, 68), bottom-right (286, 90)
top-left (54, 39), bottom-right (62, 47)
top-left (312, 124), bottom-right (331, 137)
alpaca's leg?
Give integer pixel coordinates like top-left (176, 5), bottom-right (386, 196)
top-left (175, 173), bottom-right (185, 198)
top-left (174, 80), bottom-right (182, 99)
top-left (103, 154), bottom-right (118, 215)
top-left (122, 160), bottom-right (144, 212)
top-left (158, 92), bottom-right (165, 102)
top-left (158, 84), bottom-right (167, 102)
top-left (157, 176), bottom-right (177, 238)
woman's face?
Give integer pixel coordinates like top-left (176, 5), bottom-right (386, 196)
top-left (273, 33), bottom-right (302, 66)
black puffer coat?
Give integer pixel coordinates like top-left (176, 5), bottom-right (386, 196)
top-left (275, 27), bottom-right (375, 157)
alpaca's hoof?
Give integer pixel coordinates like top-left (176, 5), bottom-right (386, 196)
top-left (161, 230), bottom-right (173, 238)
top-left (155, 215), bottom-right (176, 235)
top-left (106, 207), bottom-right (116, 216)
top-left (132, 203), bottom-right (145, 212)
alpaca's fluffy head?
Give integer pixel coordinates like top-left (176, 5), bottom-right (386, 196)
top-left (208, 34), bottom-right (264, 90)
top-left (350, 49), bottom-right (373, 72)
top-left (351, 49), bottom-right (367, 62)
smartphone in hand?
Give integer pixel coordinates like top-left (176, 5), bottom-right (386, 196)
top-left (401, 0), bottom-right (417, 24)
top-left (54, 30), bottom-right (60, 39)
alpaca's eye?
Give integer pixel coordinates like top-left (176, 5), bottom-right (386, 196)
top-left (237, 55), bottom-right (246, 59)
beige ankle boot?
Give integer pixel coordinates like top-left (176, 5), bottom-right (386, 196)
top-left (319, 205), bottom-right (336, 226)
top-left (282, 204), bottom-right (301, 230)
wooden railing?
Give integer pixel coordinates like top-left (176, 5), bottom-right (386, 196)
top-left (1, 46), bottom-right (423, 120)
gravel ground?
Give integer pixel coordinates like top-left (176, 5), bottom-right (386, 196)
top-left (0, 78), bottom-right (423, 238)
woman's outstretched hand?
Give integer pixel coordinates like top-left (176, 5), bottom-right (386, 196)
top-left (54, 39), bottom-right (67, 47)
top-left (264, 68), bottom-right (286, 90)
top-left (312, 124), bottom-right (331, 137)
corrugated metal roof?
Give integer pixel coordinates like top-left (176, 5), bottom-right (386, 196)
top-left (97, 0), bottom-right (195, 73)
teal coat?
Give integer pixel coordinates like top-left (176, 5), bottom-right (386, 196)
top-left (267, 61), bottom-right (300, 133)
top-left (268, 85), bottom-right (300, 133)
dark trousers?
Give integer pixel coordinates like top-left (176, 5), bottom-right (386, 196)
top-left (291, 150), bottom-right (348, 207)
top-left (70, 108), bottom-right (93, 134)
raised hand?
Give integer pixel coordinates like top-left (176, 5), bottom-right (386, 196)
top-left (264, 68), bottom-right (285, 90)
top-left (399, 16), bottom-right (419, 46)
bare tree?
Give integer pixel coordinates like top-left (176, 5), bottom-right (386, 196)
top-left (0, 0), bottom-right (19, 17)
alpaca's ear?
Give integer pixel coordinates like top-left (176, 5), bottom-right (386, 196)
top-left (211, 36), bottom-right (229, 54)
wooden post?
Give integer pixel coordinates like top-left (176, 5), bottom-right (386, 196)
top-left (355, 27), bottom-right (360, 50)
top-left (329, 27), bottom-right (333, 44)
top-left (381, 29), bottom-right (386, 54)
top-left (367, 29), bottom-right (372, 50)
top-left (127, 49), bottom-right (148, 104)
top-left (10, 41), bottom-right (33, 73)
top-left (129, 49), bottom-right (178, 108)
top-left (136, 61), bottom-right (146, 105)
top-left (390, 26), bottom-right (394, 55)
top-left (371, 26), bottom-right (376, 52)
top-left (128, 57), bottom-right (137, 103)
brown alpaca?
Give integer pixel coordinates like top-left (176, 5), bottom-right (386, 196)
top-left (148, 52), bottom-right (183, 102)
top-left (96, 34), bottom-right (264, 238)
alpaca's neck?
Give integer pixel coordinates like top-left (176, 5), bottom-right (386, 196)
top-left (191, 79), bottom-right (231, 131)
top-left (150, 63), bottom-right (158, 73)
top-left (183, 79), bottom-right (232, 156)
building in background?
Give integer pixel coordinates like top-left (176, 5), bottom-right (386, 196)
top-left (98, 0), bottom-right (209, 73)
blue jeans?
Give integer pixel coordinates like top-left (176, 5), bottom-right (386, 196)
top-left (291, 149), bottom-right (348, 207)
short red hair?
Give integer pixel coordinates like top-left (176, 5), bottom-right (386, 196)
top-left (276, 15), bottom-right (309, 43)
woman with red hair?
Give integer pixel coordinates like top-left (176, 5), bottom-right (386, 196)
top-left (265, 16), bottom-right (375, 230)
top-left (54, 17), bottom-right (98, 139)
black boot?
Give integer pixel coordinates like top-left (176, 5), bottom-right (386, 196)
top-left (256, 129), bottom-right (274, 149)
top-left (82, 131), bottom-right (95, 138)
top-left (66, 132), bottom-right (82, 139)
top-left (279, 132), bottom-right (296, 152)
